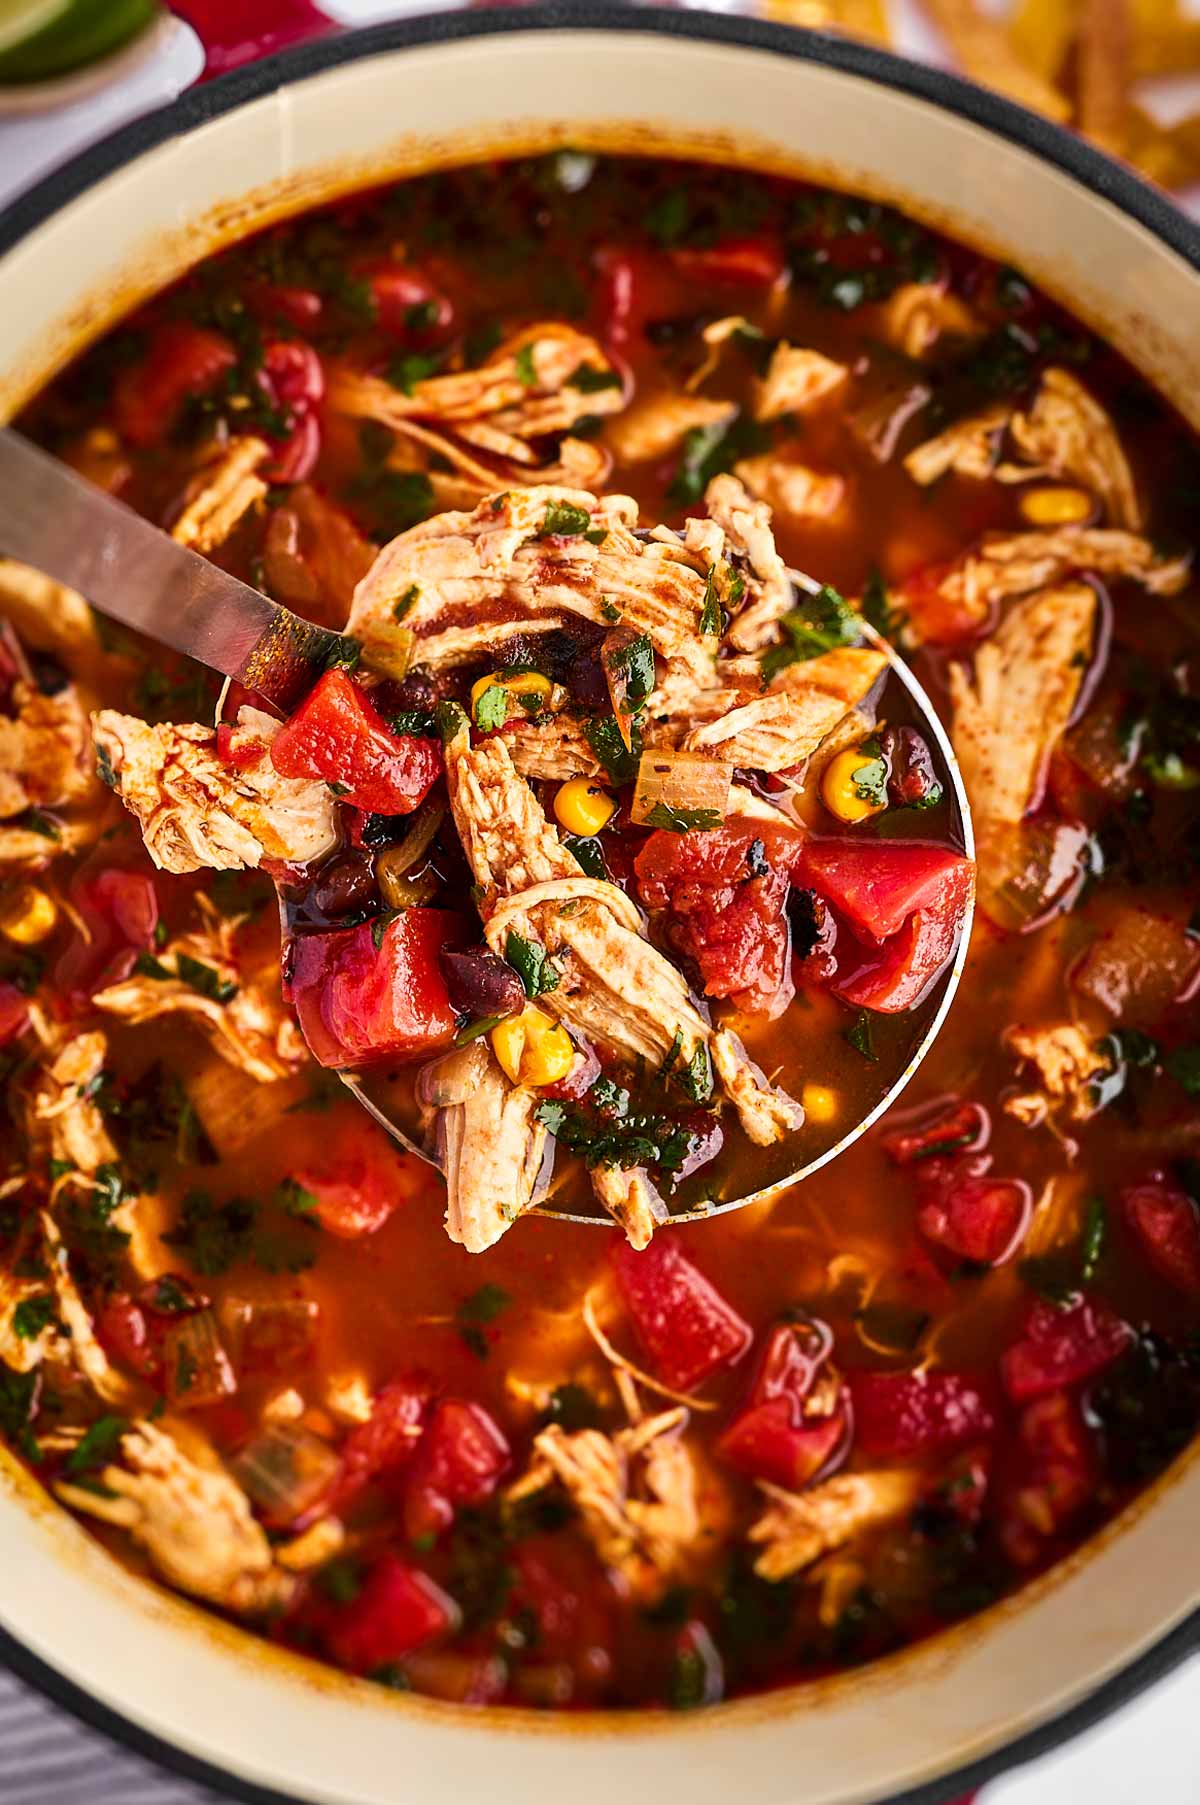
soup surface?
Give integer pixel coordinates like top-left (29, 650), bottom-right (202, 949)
top-left (2, 153), bottom-right (1199, 1712)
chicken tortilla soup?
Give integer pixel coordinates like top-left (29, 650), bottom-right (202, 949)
top-left (1, 153), bottom-right (1198, 1711)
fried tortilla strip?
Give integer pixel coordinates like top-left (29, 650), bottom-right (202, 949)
top-left (917, 0), bottom-right (1071, 119)
top-left (605, 394), bottom-right (735, 465)
top-left (1078, 0), bottom-right (1132, 156)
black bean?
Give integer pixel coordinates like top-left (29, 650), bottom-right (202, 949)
top-left (439, 947), bottom-right (524, 1019)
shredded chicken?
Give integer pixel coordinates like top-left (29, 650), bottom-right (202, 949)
top-left (0, 559), bottom-right (97, 657)
top-left (0, 680), bottom-right (92, 822)
top-left (57, 1420), bottom-right (291, 1613)
top-left (1007, 367), bottom-right (1142, 528)
top-left (878, 282), bottom-right (979, 359)
top-left (328, 322), bottom-right (622, 498)
top-left (93, 705), bottom-right (337, 874)
top-left (950, 582), bottom-right (1096, 828)
top-left (423, 1042), bottom-right (548, 1254)
top-left (753, 343), bottom-right (847, 422)
top-left (732, 455), bottom-right (845, 522)
top-left (679, 646), bottom-right (887, 771)
top-left (93, 896), bottom-right (305, 1082)
top-left (605, 393), bottom-right (735, 464)
top-left (749, 1469), bottom-right (923, 1581)
top-left (348, 486), bottom-right (715, 682)
top-left (703, 472), bottom-right (794, 654)
top-left (590, 1165), bottom-right (669, 1252)
top-left (446, 727), bottom-right (800, 1177)
top-left (507, 1408), bottom-right (698, 1597)
top-left (504, 714), bottom-right (604, 782)
top-left (1004, 1022), bottom-right (1110, 1127)
top-left (41, 1213), bottom-right (133, 1406)
top-left (903, 402), bottom-right (1012, 485)
top-left (170, 437), bottom-right (269, 553)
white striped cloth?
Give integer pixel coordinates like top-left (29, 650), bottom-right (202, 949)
top-left (0, 1668), bottom-right (224, 1804)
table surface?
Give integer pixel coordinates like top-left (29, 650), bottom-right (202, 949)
top-left (0, 3), bottom-right (1195, 1800)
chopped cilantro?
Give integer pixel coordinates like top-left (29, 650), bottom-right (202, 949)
top-left (22, 809), bottom-right (61, 842)
top-left (699, 566), bottom-right (724, 638)
top-left (534, 1091), bottom-right (706, 1177)
top-left (320, 635), bottom-right (361, 674)
top-left (1079, 1196), bottom-right (1107, 1285)
top-left (568, 362), bottom-right (622, 393)
top-left (389, 709), bottom-right (438, 738)
top-left (275, 1178), bottom-right (320, 1218)
top-left (12, 1294), bottom-right (55, 1341)
top-left (505, 931), bottom-right (560, 999)
top-left (851, 740), bottom-right (889, 809)
top-left (132, 952), bottom-right (173, 982)
top-left (434, 698), bottom-right (469, 743)
top-left (669, 1649), bottom-right (710, 1712)
top-left (393, 583), bottom-right (421, 623)
top-left (645, 190), bottom-right (691, 248)
top-left (844, 1010), bottom-right (879, 1062)
top-left (861, 570), bottom-right (898, 642)
top-left (371, 912), bottom-right (400, 952)
top-left (0, 1366), bottom-right (41, 1461)
top-left (66, 1415), bottom-right (128, 1477)
top-left (175, 953), bottom-right (238, 1005)
top-left (538, 500), bottom-right (593, 538)
top-left (1165, 1045), bottom-right (1200, 1096)
top-left (473, 685), bottom-right (510, 732)
top-left (542, 1383), bottom-right (604, 1431)
top-left (387, 350), bottom-right (442, 394)
top-left (348, 468), bottom-right (435, 538)
top-left (761, 585), bottom-right (859, 679)
top-left (668, 415), bottom-right (770, 506)
top-left (564, 833), bottom-right (609, 879)
top-left (642, 802), bottom-right (723, 834)
top-left (605, 633), bottom-right (655, 709)
top-left (317, 1558), bottom-right (364, 1605)
top-left (514, 342), bottom-right (538, 387)
top-left (162, 1191), bottom-right (257, 1277)
top-left (95, 743), bottom-right (119, 791)
top-left (454, 1012), bottom-right (509, 1047)
top-left (585, 713), bottom-right (641, 786)
top-left (457, 1282), bottom-right (511, 1358)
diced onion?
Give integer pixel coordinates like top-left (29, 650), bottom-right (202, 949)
top-left (163, 1309), bottom-right (236, 1410)
top-left (362, 626), bottom-right (415, 680)
top-left (230, 1423), bottom-right (341, 1526)
top-left (219, 1296), bottom-right (320, 1373)
top-left (378, 799), bottom-right (445, 875)
top-left (630, 750), bottom-right (733, 828)
top-left (377, 862), bottom-right (439, 910)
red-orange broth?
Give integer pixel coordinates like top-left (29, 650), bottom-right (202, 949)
top-left (2, 153), bottom-right (1199, 1711)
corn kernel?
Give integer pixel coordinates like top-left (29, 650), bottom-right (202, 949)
top-left (491, 1004), bottom-right (573, 1087)
top-left (553, 777), bottom-right (616, 837)
top-left (821, 747), bottom-right (888, 824)
top-left (470, 668), bottom-right (553, 726)
top-left (1018, 485), bottom-right (1093, 527)
top-left (801, 1083), bottom-right (839, 1125)
top-left (0, 885), bottom-right (58, 946)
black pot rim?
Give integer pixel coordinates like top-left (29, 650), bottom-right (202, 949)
top-left (0, 8), bottom-right (1197, 1803)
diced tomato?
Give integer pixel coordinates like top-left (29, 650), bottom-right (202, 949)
top-left (881, 1100), bottom-right (990, 1166)
top-left (324, 1551), bottom-right (457, 1673)
top-left (917, 1174), bottom-right (1032, 1267)
top-left (718, 1320), bottom-right (850, 1489)
top-left (0, 982), bottom-right (29, 1048)
top-left (999, 1390), bottom-right (1095, 1567)
top-left (797, 838), bottom-right (973, 1012)
top-left (248, 283), bottom-right (323, 330)
top-left (289, 909), bottom-right (464, 1069)
top-left (1121, 1178), bottom-right (1200, 1297)
top-left (96, 1295), bottom-right (161, 1382)
top-left (271, 669), bottom-right (442, 816)
top-left (634, 824), bottom-right (802, 1016)
top-left (358, 261), bottom-right (454, 339)
top-left (899, 559), bottom-right (992, 647)
top-left (611, 1236), bottom-right (753, 1393)
top-left (592, 244), bottom-right (688, 347)
top-left (329, 1373), bottom-right (434, 1512)
top-left (797, 839), bottom-right (974, 943)
top-left (257, 339), bottom-right (324, 484)
top-left (926, 1451), bottom-right (990, 1528)
top-left (54, 864), bottom-right (160, 1004)
top-left (848, 1369), bottom-right (996, 1458)
top-left (288, 1130), bottom-right (428, 1239)
top-left (403, 1399), bottom-right (511, 1543)
top-left (1001, 1297), bottom-right (1133, 1403)
top-left (113, 322), bottom-right (235, 448)
top-left (669, 236), bottom-right (786, 287)
top-left (506, 1537), bottom-right (616, 1676)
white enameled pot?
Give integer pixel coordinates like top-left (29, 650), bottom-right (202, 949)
top-left (0, 11), bottom-right (1197, 1804)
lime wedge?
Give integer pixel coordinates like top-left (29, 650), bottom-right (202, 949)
top-left (0, 0), bottom-right (159, 83)
top-left (0, 0), bottom-right (71, 57)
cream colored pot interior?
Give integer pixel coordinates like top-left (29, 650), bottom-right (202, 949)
top-left (0, 24), bottom-right (1197, 1805)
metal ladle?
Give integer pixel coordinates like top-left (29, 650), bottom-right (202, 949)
top-left (0, 427), bottom-right (973, 1226)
